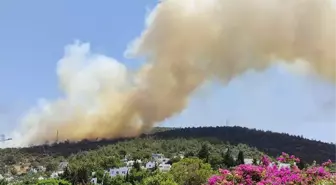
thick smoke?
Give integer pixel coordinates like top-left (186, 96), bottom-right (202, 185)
top-left (8, 0), bottom-right (336, 147)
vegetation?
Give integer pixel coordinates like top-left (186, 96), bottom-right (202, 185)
top-left (0, 126), bottom-right (334, 184)
top-left (207, 153), bottom-right (336, 184)
top-left (169, 158), bottom-right (214, 185)
top-left (36, 179), bottom-right (71, 185)
top-left (151, 126), bottom-right (335, 163)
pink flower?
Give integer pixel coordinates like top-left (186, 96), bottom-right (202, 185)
top-left (322, 159), bottom-right (332, 167)
top-left (208, 175), bottom-right (221, 185)
top-left (206, 152), bottom-right (336, 185)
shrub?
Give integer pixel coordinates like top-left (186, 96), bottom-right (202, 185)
top-left (207, 152), bottom-right (336, 185)
top-left (36, 179), bottom-right (71, 185)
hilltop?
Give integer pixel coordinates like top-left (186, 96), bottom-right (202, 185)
top-left (1, 126), bottom-right (334, 164)
top-left (151, 126), bottom-right (335, 163)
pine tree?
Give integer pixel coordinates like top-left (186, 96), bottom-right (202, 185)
top-left (125, 171), bottom-right (129, 182)
top-left (76, 167), bottom-right (89, 185)
top-left (133, 161), bottom-right (141, 171)
top-left (60, 166), bottom-right (72, 182)
top-left (185, 151), bottom-right (195, 158)
top-left (252, 158), bottom-right (258, 165)
top-left (297, 160), bottom-right (305, 170)
top-left (222, 148), bottom-right (235, 168)
top-left (153, 162), bottom-right (158, 171)
top-left (236, 151), bottom-right (245, 165)
top-left (198, 144), bottom-right (210, 162)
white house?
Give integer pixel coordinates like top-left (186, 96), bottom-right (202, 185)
top-left (50, 170), bottom-right (64, 179)
top-left (37, 166), bottom-right (46, 172)
top-left (109, 167), bottom-right (130, 177)
top-left (38, 176), bottom-right (44, 181)
top-left (161, 158), bottom-right (170, 164)
top-left (58, 162), bottom-right (68, 171)
top-left (152, 153), bottom-right (164, 161)
top-left (244, 159), bottom-right (254, 165)
top-left (5, 177), bottom-right (13, 182)
top-left (29, 168), bottom-right (38, 174)
top-left (278, 163), bottom-right (291, 169)
top-left (158, 164), bottom-right (171, 173)
top-left (145, 161), bottom-right (156, 169)
top-left (269, 162), bottom-right (291, 169)
top-left (152, 153), bottom-right (171, 164)
top-left (173, 154), bottom-right (184, 159)
top-left (232, 158), bottom-right (256, 165)
top-left (125, 159), bottom-right (142, 167)
top-left (121, 158), bottom-right (128, 163)
top-left (50, 172), bottom-right (59, 178)
top-left (91, 177), bottom-right (98, 184)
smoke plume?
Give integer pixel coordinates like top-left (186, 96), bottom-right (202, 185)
top-left (9, 0), bottom-right (336, 147)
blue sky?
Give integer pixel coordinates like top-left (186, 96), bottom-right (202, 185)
top-left (0, 0), bottom-right (154, 131)
top-left (0, 0), bottom-right (335, 142)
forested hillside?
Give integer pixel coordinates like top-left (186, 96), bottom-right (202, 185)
top-left (0, 126), bottom-right (335, 184)
top-left (151, 126), bottom-right (336, 163)
top-left (1, 126), bottom-right (334, 164)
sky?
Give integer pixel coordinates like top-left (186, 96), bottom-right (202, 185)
top-left (0, 0), bottom-right (335, 143)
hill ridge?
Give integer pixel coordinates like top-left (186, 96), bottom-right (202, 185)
top-left (2, 126), bottom-right (334, 163)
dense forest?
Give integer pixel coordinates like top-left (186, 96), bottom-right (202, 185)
top-left (0, 137), bottom-right (261, 184)
top-left (151, 126), bottom-right (336, 163)
top-left (1, 126), bottom-right (334, 163)
top-left (0, 126), bottom-right (335, 185)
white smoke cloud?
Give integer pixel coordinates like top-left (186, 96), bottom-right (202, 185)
top-left (161, 62), bottom-right (336, 142)
top-left (5, 41), bottom-right (135, 147)
top-left (2, 0), bottom-right (336, 147)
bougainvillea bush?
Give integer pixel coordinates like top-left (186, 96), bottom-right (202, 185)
top-left (207, 152), bottom-right (336, 185)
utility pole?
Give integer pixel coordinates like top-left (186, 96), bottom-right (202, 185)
top-left (56, 130), bottom-right (59, 144)
top-left (0, 134), bottom-right (12, 143)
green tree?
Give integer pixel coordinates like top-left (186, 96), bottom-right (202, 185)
top-left (75, 167), bottom-right (89, 185)
top-left (209, 153), bottom-right (223, 169)
top-left (142, 172), bottom-right (178, 185)
top-left (104, 175), bottom-right (131, 185)
top-left (125, 171), bottom-right (129, 182)
top-left (94, 170), bottom-right (106, 184)
top-left (236, 151), bottom-right (245, 165)
top-left (297, 160), bottom-right (305, 170)
top-left (59, 166), bottom-right (72, 182)
top-left (185, 151), bottom-right (195, 158)
top-left (169, 157), bottom-right (181, 165)
top-left (169, 157), bottom-right (213, 185)
top-left (222, 148), bottom-right (235, 168)
top-left (252, 157), bottom-right (258, 165)
top-left (118, 150), bottom-right (127, 158)
top-left (129, 168), bottom-right (149, 184)
top-left (100, 156), bottom-right (121, 169)
top-left (4, 155), bottom-right (16, 165)
top-left (133, 161), bottom-right (141, 171)
top-left (0, 179), bottom-right (8, 185)
top-left (197, 144), bottom-right (210, 162)
top-left (30, 161), bottom-right (39, 169)
top-left (19, 174), bottom-right (39, 185)
top-left (46, 162), bottom-right (58, 172)
top-left (36, 179), bottom-right (71, 185)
